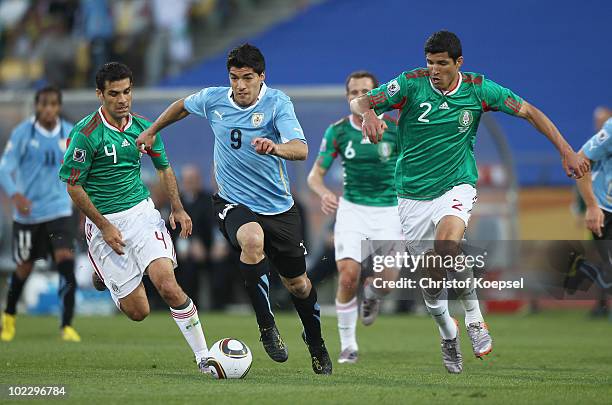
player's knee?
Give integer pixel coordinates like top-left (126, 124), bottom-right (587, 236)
top-left (239, 232), bottom-right (264, 257)
top-left (287, 277), bottom-right (310, 298)
top-left (338, 271), bottom-right (359, 294)
top-left (126, 305), bottom-right (150, 322)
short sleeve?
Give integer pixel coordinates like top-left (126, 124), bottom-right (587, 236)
top-left (59, 130), bottom-right (95, 186)
top-left (274, 98), bottom-right (306, 144)
top-left (316, 126), bottom-right (339, 170)
top-left (148, 133), bottom-right (170, 169)
top-left (581, 118), bottom-right (612, 162)
top-left (184, 88), bottom-right (211, 118)
top-left (367, 73), bottom-right (410, 115)
top-left (480, 78), bottom-right (523, 116)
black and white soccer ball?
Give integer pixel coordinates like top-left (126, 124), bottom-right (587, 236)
top-left (207, 338), bottom-right (253, 379)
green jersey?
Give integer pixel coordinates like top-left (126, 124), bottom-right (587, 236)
top-left (368, 69), bottom-right (523, 200)
top-left (317, 114), bottom-right (399, 207)
top-left (59, 108), bottom-right (169, 215)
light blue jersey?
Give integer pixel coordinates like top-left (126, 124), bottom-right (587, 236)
top-left (581, 118), bottom-right (612, 212)
top-left (184, 83), bottom-right (306, 214)
top-left (0, 117), bottom-right (74, 224)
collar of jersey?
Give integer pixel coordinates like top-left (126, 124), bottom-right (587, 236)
top-left (30, 116), bottom-right (61, 137)
top-left (98, 106), bottom-right (133, 132)
top-left (227, 83), bottom-right (268, 111)
top-left (429, 72), bottom-right (462, 97)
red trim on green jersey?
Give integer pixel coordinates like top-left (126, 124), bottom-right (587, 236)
top-left (391, 97), bottom-right (407, 110)
top-left (369, 93), bottom-right (388, 109)
top-left (404, 69), bottom-right (429, 80)
top-left (504, 96), bottom-right (521, 113)
top-left (462, 73), bottom-right (483, 85)
top-left (81, 113), bottom-right (101, 137)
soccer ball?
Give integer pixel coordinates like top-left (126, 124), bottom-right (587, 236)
top-left (207, 338), bottom-right (253, 379)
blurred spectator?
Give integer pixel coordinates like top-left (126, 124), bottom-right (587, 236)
top-left (145, 0), bottom-right (193, 85)
top-left (77, 0), bottom-right (114, 84)
top-left (171, 165), bottom-right (213, 308)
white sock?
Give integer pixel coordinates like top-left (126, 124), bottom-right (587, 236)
top-left (449, 269), bottom-right (484, 326)
top-left (170, 298), bottom-right (209, 363)
top-left (336, 297), bottom-right (358, 351)
top-left (422, 290), bottom-right (457, 340)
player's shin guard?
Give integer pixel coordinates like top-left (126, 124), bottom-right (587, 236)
top-left (336, 297), bottom-right (358, 351)
top-left (422, 288), bottom-right (457, 339)
top-left (170, 297), bottom-right (209, 363)
top-left (5, 273), bottom-right (27, 315)
top-left (57, 259), bottom-right (76, 328)
top-left (292, 287), bottom-right (323, 345)
top-left (448, 268), bottom-right (484, 326)
top-left (240, 258), bottom-right (275, 329)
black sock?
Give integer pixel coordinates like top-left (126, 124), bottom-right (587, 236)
top-left (5, 273), bottom-right (27, 315)
top-left (171, 297), bottom-right (191, 311)
top-left (57, 259), bottom-right (76, 328)
top-left (240, 258), bottom-right (275, 329)
top-left (291, 287), bottom-right (322, 345)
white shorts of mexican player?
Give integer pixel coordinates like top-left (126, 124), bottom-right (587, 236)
top-left (334, 197), bottom-right (404, 262)
top-left (85, 198), bottom-right (177, 307)
top-left (398, 184), bottom-right (477, 255)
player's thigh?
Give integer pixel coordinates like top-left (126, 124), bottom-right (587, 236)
top-left (397, 198), bottom-right (436, 255)
top-left (334, 198), bottom-right (368, 262)
top-left (12, 221), bottom-right (47, 265)
top-left (212, 194), bottom-right (261, 250)
top-left (431, 184), bottom-right (477, 231)
top-left (258, 204), bottom-right (307, 266)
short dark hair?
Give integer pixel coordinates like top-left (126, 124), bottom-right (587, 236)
top-left (35, 85), bottom-right (62, 104)
top-left (226, 43), bottom-right (265, 74)
top-left (345, 71), bottom-right (379, 93)
top-left (424, 30), bottom-right (462, 61)
top-left (95, 62), bottom-right (133, 91)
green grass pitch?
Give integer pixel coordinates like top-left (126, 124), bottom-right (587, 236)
top-left (1, 311), bottom-right (611, 404)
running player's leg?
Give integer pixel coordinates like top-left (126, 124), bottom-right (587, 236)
top-left (432, 184), bottom-right (491, 358)
top-left (332, 200), bottom-right (363, 362)
top-left (264, 205), bottom-right (331, 375)
top-left (47, 217), bottom-right (80, 341)
top-left (2, 222), bottom-right (45, 341)
top-left (398, 197), bottom-right (461, 373)
top-left (212, 195), bottom-right (285, 362)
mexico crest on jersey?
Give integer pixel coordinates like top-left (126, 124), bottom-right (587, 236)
top-left (458, 110), bottom-right (473, 127)
top-left (251, 113), bottom-right (264, 127)
top-left (377, 142), bottom-right (392, 162)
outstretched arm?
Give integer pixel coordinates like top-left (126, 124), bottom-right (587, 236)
top-left (516, 101), bottom-right (590, 178)
top-left (136, 99), bottom-right (190, 152)
top-left (157, 165), bottom-right (192, 238)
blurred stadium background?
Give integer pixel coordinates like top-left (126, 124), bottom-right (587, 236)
top-left (0, 0), bottom-right (610, 320)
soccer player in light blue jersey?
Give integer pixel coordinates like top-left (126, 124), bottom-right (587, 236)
top-left (137, 44), bottom-right (332, 375)
top-left (0, 86), bottom-right (81, 342)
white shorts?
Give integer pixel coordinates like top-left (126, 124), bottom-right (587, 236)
top-left (85, 198), bottom-right (177, 306)
top-left (398, 184), bottom-right (477, 253)
top-left (334, 197), bottom-right (404, 262)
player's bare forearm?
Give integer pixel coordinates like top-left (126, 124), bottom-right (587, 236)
top-left (350, 95), bottom-right (372, 116)
top-left (575, 154), bottom-right (597, 207)
top-left (307, 162), bottom-right (332, 198)
top-left (518, 101), bottom-right (573, 155)
top-left (273, 139), bottom-right (308, 161)
top-left (149, 99), bottom-right (190, 134)
top-left (66, 184), bottom-right (111, 231)
top-left (157, 166), bottom-right (184, 211)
